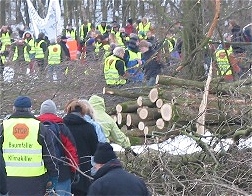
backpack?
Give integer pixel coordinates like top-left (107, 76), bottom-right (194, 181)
top-left (43, 121), bottom-right (64, 162)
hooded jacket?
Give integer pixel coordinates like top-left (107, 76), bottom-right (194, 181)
top-left (88, 95), bottom-right (131, 148)
top-left (37, 113), bottom-right (79, 182)
top-left (87, 159), bottom-right (150, 195)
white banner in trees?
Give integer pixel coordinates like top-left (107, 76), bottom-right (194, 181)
top-left (26, 0), bottom-right (62, 40)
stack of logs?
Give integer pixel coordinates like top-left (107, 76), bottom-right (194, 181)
top-left (103, 75), bottom-right (252, 145)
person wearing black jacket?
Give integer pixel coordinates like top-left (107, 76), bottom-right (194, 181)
top-left (63, 99), bottom-right (98, 196)
top-left (0, 150), bottom-right (8, 196)
top-left (0, 96), bottom-right (59, 195)
top-left (35, 32), bottom-right (48, 74)
top-left (88, 142), bottom-right (150, 195)
top-left (139, 40), bottom-right (163, 86)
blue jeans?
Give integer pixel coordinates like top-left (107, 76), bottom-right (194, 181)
top-left (55, 179), bottom-right (71, 196)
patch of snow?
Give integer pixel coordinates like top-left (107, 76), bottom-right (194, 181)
top-left (3, 66), bottom-right (14, 82)
top-left (111, 131), bottom-right (237, 156)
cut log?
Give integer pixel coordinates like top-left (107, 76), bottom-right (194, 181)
top-left (156, 118), bottom-right (169, 129)
top-left (148, 87), bottom-right (159, 103)
top-left (126, 113), bottom-right (143, 127)
top-left (116, 100), bottom-right (139, 113)
top-left (156, 75), bottom-right (252, 95)
top-left (138, 107), bottom-right (161, 120)
top-left (160, 103), bottom-right (173, 121)
top-left (117, 113), bottom-right (127, 125)
top-left (103, 87), bottom-right (149, 99)
top-left (137, 96), bottom-right (156, 107)
top-left (156, 98), bottom-right (163, 108)
top-left (138, 120), bottom-right (157, 130)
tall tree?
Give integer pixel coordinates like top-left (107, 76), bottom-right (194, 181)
top-left (181, 0), bottom-right (205, 80)
top-left (0, 0), bottom-right (6, 25)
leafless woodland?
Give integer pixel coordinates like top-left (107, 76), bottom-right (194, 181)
top-left (1, 0), bottom-right (252, 195)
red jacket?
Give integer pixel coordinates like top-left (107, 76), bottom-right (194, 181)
top-left (37, 113), bottom-right (79, 182)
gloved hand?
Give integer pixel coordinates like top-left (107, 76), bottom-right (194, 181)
top-left (71, 172), bottom-right (80, 184)
top-left (125, 147), bottom-right (138, 157)
top-left (46, 176), bottom-right (58, 194)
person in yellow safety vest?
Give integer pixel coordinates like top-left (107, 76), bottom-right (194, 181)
top-left (96, 21), bottom-right (107, 36)
top-left (214, 43), bottom-right (240, 82)
top-left (0, 46), bottom-right (10, 76)
top-left (138, 17), bottom-right (153, 40)
top-left (22, 31), bottom-right (36, 75)
top-left (124, 33), bottom-right (144, 82)
top-left (11, 38), bottom-right (30, 74)
top-left (64, 24), bottom-right (77, 40)
top-left (78, 21), bottom-right (94, 58)
top-left (111, 24), bottom-right (125, 47)
top-left (35, 32), bottom-right (48, 74)
top-left (0, 25), bottom-right (12, 52)
top-left (0, 95), bottom-right (59, 195)
top-left (104, 46), bottom-right (128, 85)
top-left (94, 34), bottom-right (103, 60)
top-left (79, 21), bottom-right (93, 42)
top-left (45, 39), bottom-right (64, 81)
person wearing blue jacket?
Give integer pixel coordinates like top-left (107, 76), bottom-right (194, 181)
top-left (79, 99), bottom-right (107, 143)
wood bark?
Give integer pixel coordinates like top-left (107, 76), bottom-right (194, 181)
top-left (116, 100), bottom-right (139, 113)
top-left (156, 75), bottom-right (252, 95)
top-left (103, 87), bottom-right (149, 98)
top-left (138, 107), bottom-right (161, 120)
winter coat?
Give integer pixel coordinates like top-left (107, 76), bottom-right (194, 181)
top-left (0, 150), bottom-right (7, 195)
top-left (84, 115), bottom-right (107, 143)
top-left (142, 48), bottom-right (163, 80)
top-left (0, 110), bottom-right (59, 195)
top-left (63, 112), bottom-right (98, 195)
top-left (230, 24), bottom-right (245, 54)
top-left (88, 95), bottom-right (131, 148)
top-left (87, 159), bottom-right (150, 195)
top-left (37, 113), bottom-right (79, 182)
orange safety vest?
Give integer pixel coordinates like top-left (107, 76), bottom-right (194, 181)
top-left (66, 39), bottom-right (78, 60)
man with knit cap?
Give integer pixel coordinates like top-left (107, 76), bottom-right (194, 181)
top-left (88, 142), bottom-right (150, 195)
top-left (139, 39), bottom-right (163, 86)
top-left (0, 96), bottom-right (59, 195)
top-left (124, 33), bottom-right (144, 82)
top-left (37, 99), bottom-right (79, 196)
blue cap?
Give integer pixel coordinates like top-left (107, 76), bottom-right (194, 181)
top-left (14, 96), bottom-right (32, 108)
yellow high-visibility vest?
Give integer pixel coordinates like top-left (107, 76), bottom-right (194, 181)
top-left (12, 46), bottom-right (30, 62)
top-left (104, 55), bottom-right (126, 85)
top-left (97, 24), bottom-right (106, 35)
top-left (35, 40), bottom-right (45, 59)
top-left (138, 22), bottom-right (151, 39)
top-left (2, 118), bottom-right (47, 177)
top-left (215, 49), bottom-right (233, 75)
top-left (79, 23), bottom-right (92, 39)
top-left (65, 29), bottom-right (76, 40)
top-left (48, 44), bottom-right (61, 65)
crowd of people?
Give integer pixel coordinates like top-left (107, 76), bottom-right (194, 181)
top-left (0, 95), bottom-right (150, 195)
top-left (0, 17), bottom-right (183, 86)
top-left (0, 17), bottom-right (252, 85)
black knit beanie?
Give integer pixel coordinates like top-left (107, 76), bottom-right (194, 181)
top-left (94, 142), bottom-right (117, 164)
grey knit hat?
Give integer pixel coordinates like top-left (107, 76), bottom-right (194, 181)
top-left (40, 99), bottom-right (57, 114)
